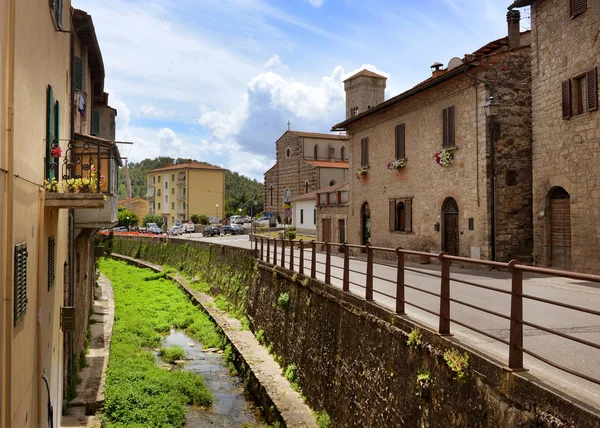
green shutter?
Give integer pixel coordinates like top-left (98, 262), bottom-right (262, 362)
top-left (74, 57), bottom-right (83, 91)
top-left (55, 0), bottom-right (63, 29)
top-left (92, 110), bottom-right (100, 136)
top-left (46, 86), bottom-right (55, 180)
top-left (14, 243), bottom-right (28, 325)
top-left (54, 101), bottom-right (60, 146)
top-left (48, 237), bottom-right (56, 290)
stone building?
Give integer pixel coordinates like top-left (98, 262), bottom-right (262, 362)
top-left (332, 18), bottom-right (533, 262)
top-left (510, 0), bottom-right (599, 273)
top-left (316, 182), bottom-right (349, 246)
top-left (264, 131), bottom-right (349, 223)
top-left (119, 197), bottom-right (148, 222)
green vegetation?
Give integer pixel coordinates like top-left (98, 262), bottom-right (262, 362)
top-left (255, 329), bottom-right (265, 345)
top-left (99, 258), bottom-right (219, 427)
top-left (443, 348), bottom-right (469, 381)
top-left (416, 371), bottom-right (432, 385)
top-left (142, 213), bottom-right (164, 228)
top-left (407, 328), bottom-right (423, 349)
top-left (284, 364), bottom-right (297, 383)
top-left (158, 346), bottom-right (186, 363)
top-left (285, 226), bottom-right (296, 240)
top-left (277, 292), bottom-right (290, 310)
top-left (313, 410), bottom-right (331, 428)
top-left (117, 206), bottom-right (139, 227)
top-left (191, 214), bottom-right (209, 225)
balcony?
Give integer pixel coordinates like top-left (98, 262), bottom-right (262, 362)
top-left (177, 194), bottom-right (185, 201)
top-left (148, 208), bottom-right (155, 214)
top-left (44, 133), bottom-right (122, 227)
top-left (147, 187), bottom-right (155, 201)
top-left (177, 209), bottom-right (185, 216)
top-left (177, 179), bottom-right (186, 186)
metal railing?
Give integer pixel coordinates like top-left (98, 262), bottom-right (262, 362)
top-left (251, 236), bottom-right (600, 386)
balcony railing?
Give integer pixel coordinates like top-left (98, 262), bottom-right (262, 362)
top-left (177, 179), bottom-right (186, 186)
top-left (177, 209), bottom-right (185, 215)
top-left (177, 194), bottom-right (185, 201)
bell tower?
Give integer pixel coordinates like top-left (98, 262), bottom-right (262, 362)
top-left (344, 69), bottom-right (387, 119)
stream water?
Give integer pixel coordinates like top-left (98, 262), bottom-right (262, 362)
top-left (162, 330), bottom-right (264, 427)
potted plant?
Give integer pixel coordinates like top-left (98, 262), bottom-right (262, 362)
top-left (50, 145), bottom-right (62, 159)
top-left (386, 158), bottom-right (406, 172)
top-left (355, 167), bottom-right (368, 180)
top-left (413, 236), bottom-right (436, 264)
top-left (433, 149), bottom-right (453, 167)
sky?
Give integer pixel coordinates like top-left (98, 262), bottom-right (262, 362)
top-left (72, 0), bottom-right (523, 181)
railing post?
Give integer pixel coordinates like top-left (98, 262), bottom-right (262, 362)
top-left (325, 242), bottom-right (331, 284)
top-left (508, 260), bottom-right (524, 370)
top-left (267, 238), bottom-right (271, 264)
top-left (280, 238), bottom-right (286, 268)
top-left (366, 244), bottom-right (373, 300)
top-left (289, 239), bottom-right (294, 271)
top-left (395, 247), bottom-right (405, 314)
top-left (343, 242), bottom-right (349, 292)
top-left (311, 240), bottom-right (316, 279)
top-left (260, 238), bottom-right (264, 261)
top-left (97, 142), bottom-right (101, 191)
top-left (438, 251), bottom-right (451, 335)
top-left (298, 240), bottom-right (304, 275)
top-left (254, 235), bottom-right (258, 252)
top-left (273, 238), bottom-right (278, 265)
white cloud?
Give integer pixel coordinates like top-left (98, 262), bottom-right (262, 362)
top-left (263, 54), bottom-right (282, 69)
top-left (305, 0), bottom-right (324, 8)
top-left (157, 128), bottom-right (183, 158)
top-left (139, 105), bottom-right (175, 118)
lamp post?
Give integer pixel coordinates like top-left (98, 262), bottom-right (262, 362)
top-left (484, 96), bottom-right (500, 261)
top-left (215, 204), bottom-right (219, 223)
top-left (126, 216), bottom-right (129, 231)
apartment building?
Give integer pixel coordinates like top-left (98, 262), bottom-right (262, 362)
top-left (510, 0), bottom-right (599, 273)
top-left (146, 161), bottom-right (227, 227)
top-left (0, 3), bottom-right (120, 426)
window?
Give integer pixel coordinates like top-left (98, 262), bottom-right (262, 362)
top-left (313, 208), bottom-right (316, 225)
top-left (351, 106), bottom-right (359, 116)
top-left (314, 144), bottom-right (318, 160)
top-left (50, 0), bottom-right (63, 29)
top-left (171, 202), bottom-right (175, 210)
top-left (329, 180), bottom-right (336, 186)
top-left (570, 0), bottom-right (587, 18)
top-left (158, 176), bottom-right (161, 183)
top-left (172, 174), bottom-right (175, 181)
top-left (171, 187), bottom-right (175, 195)
top-left (506, 170), bottom-right (518, 186)
top-left (91, 111), bottom-right (100, 136)
top-left (442, 106), bottom-right (455, 148)
top-left (270, 185), bottom-right (274, 206)
top-left (158, 203), bottom-right (161, 210)
top-left (395, 124), bottom-right (406, 159)
top-left (157, 189), bottom-right (161, 196)
top-left (46, 85), bottom-right (60, 181)
top-left (48, 237), bottom-right (55, 290)
top-left (300, 209), bottom-right (304, 224)
top-left (183, 202), bottom-right (186, 209)
top-left (183, 188), bottom-right (186, 196)
top-left (360, 137), bottom-right (369, 168)
top-left (341, 146), bottom-right (346, 161)
top-left (285, 147), bottom-right (291, 158)
top-left (14, 243), bottom-right (28, 324)
top-left (389, 198), bottom-right (412, 232)
top-left (563, 68), bottom-right (597, 118)
top-left (328, 145), bottom-right (335, 159)
top-left (74, 57), bottom-right (83, 91)
top-left (165, 181), bottom-right (168, 189)
top-left (153, 176), bottom-right (156, 184)
top-left (305, 181), bottom-right (309, 194)
top-left (172, 217), bottom-right (174, 223)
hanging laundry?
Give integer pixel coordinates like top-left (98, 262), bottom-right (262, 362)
top-left (78, 92), bottom-right (86, 115)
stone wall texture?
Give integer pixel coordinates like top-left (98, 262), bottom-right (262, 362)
top-left (529, 0), bottom-right (600, 273)
top-left (345, 47), bottom-right (532, 262)
top-left (112, 237), bottom-right (600, 427)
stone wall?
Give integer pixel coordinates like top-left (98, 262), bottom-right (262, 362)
top-left (345, 46), bottom-right (532, 262)
top-left (112, 237), bottom-right (600, 427)
top-left (316, 204), bottom-right (348, 244)
top-left (529, 0), bottom-right (600, 273)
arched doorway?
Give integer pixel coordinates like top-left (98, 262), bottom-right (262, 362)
top-left (361, 202), bottom-right (370, 247)
top-left (549, 187), bottom-right (571, 269)
top-left (443, 198), bottom-right (459, 256)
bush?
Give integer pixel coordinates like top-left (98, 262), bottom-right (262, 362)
top-left (143, 214), bottom-right (163, 228)
top-left (286, 231), bottom-right (297, 239)
top-left (158, 346), bottom-right (185, 363)
top-left (117, 206), bottom-right (139, 227)
top-left (277, 292), bottom-right (290, 309)
top-left (190, 214), bottom-right (209, 225)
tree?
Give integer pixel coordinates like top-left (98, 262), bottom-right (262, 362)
top-left (142, 214), bottom-right (163, 228)
top-left (117, 206), bottom-right (139, 227)
top-left (191, 214), bottom-right (209, 225)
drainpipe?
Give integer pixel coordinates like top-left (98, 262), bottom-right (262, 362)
top-left (36, 187), bottom-right (46, 428)
top-left (2, 0), bottom-right (17, 426)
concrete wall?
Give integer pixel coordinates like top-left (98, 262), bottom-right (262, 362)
top-left (345, 47), bottom-right (532, 262)
top-left (318, 167), bottom-right (347, 188)
top-left (292, 200), bottom-right (317, 234)
top-left (529, 0), bottom-right (600, 273)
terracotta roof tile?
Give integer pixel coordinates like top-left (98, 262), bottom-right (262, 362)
top-left (148, 161), bottom-right (227, 173)
top-left (304, 160), bottom-right (349, 169)
top-left (288, 131), bottom-right (348, 140)
top-left (290, 182), bottom-right (349, 202)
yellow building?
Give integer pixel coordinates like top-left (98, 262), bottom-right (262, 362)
top-left (118, 197), bottom-right (148, 223)
top-left (146, 162), bottom-right (227, 226)
top-left (1, 2), bottom-right (120, 426)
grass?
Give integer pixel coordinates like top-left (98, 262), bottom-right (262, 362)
top-left (99, 258), bottom-right (220, 428)
top-left (158, 346), bottom-right (186, 363)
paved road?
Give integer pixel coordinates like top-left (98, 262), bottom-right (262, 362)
top-left (179, 233), bottom-right (600, 410)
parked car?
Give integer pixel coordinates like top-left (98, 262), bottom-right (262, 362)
top-left (229, 215), bottom-right (244, 225)
top-left (230, 224), bottom-right (244, 235)
top-left (168, 226), bottom-right (183, 236)
top-left (221, 225), bottom-right (233, 235)
top-left (146, 223), bottom-right (163, 234)
top-left (203, 226), bottom-right (219, 237)
top-left (182, 222), bottom-right (195, 233)
top-left (112, 226), bottom-right (128, 232)
top-left (254, 217), bottom-right (270, 227)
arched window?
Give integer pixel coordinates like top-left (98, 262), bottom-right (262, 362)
top-left (270, 185), bottom-right (274, 206)
top-left (305, 181), bottom-right (309, 194)
top-left (314, 144), bottom-right (318, 160)
top-left (396, 201), bottom-right (405, 231)
top-left (341, 146), bottom-right (346, 161)
top-left (329, 180), bottom-right (336, 186)
top-left (285, 147), bottom-right (291, 158)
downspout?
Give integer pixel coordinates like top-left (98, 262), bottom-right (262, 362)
top-left (2, 0), bottom-right (16, 426)
top-left (68, 7), bottom-right (76, 397)
top-left (36, 188), bottom-right (46, 428)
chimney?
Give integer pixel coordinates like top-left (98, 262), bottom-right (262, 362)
top-left (431, 62), bottom-right (444, 78)
top-left (507, 10), bottom-right (521, 49)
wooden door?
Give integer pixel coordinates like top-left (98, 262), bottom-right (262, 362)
top-left (550, 188), bottom-right (571, 269)
top-left (443, 198), bottom-right (459, 256)
top-left (322, 218), bottom-right (332, 251)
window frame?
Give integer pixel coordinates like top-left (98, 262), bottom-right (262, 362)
top-left (395, 123), bottom-right (406, 160)
top-left (360, 137), bottom-right (369, 168)
top-left (562, 67), bottom-right (598, 119)
top-left (388, 197), bottom-right (413, 233)
top-left (570, 0), bottom-right (587, 18)
top-left (14, 243), bottom-right (28, 325)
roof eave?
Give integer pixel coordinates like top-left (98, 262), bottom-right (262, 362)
top-left (332, 64), bottom-right (473, 131)
top-left (508, 0), bottom-right (535, 9)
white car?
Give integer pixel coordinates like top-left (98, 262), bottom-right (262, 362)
top-left (230, 215), bottom-right (245, 225)
top-left (168, 226), bottom-right (183, 236)
top-left (182, 222), bottom-right (195, 233)
top-left (254, 217), bottom-right (270, 227)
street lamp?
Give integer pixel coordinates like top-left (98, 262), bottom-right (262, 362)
top-left (484, 96), bottom-right (501, 261)
top-left (126, 216), bottom-right (130, 231)
top-left (215, 204), bottom-right (218, 223)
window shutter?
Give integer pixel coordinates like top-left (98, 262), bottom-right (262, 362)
top-left (587, 68), bottom-right (597, 112)
top-left (92, 110), bottom-right (100, 136)
top-left (360, 138), bottom-right (365, 167)
top-left (448, 106), bottom-right (455, 147)
top-left (570, 0), bottom-right (587, 17)
top-left (442, 108), bottom-right (449, 147)
top-left (55, 0), bottom-right (63, 29)
top-left (365, 137), bottom-right (369, 167)
top-left (14, 243), bottom-right (28, 325)
top-left (46, 86), bottom-right (55, 180)
top-left (405, 198), bottom-right (412, 232)
top-left (74, 57), bottom-right (83, 91)
top-left (54, 101), bottom-right (60, 147)
top-left (395, 124), bottom-right (405, 159)
top-left (48, 237), bottom-right (56, 290)
top-left (562, 80), bottom-right (572, 118)
top-left (389, 200), bottom-right (396, 231)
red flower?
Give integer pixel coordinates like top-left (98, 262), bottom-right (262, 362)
top-left (50, 147), bottom-right (62, 159)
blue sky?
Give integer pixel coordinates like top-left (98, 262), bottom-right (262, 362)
top-left (72, 0), bottom-right (526, 181)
